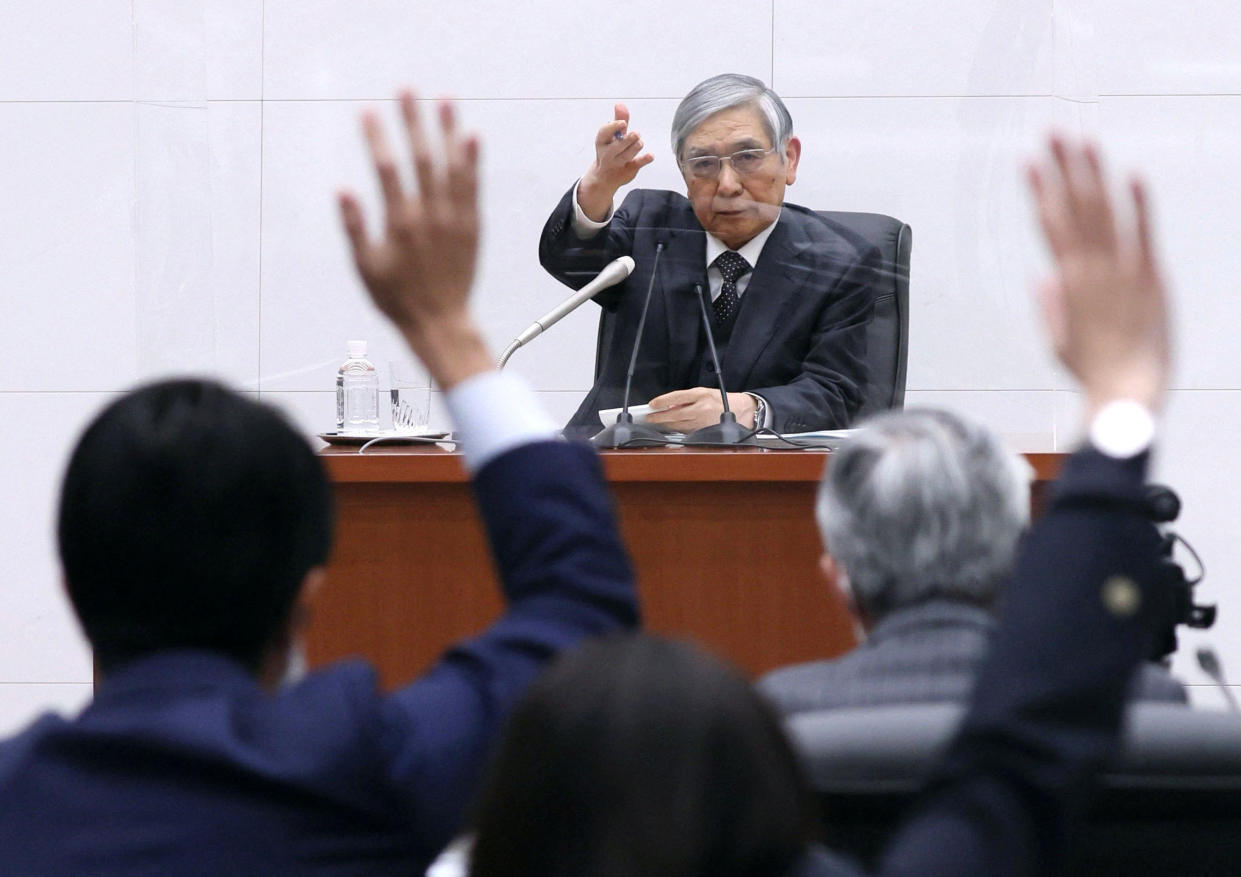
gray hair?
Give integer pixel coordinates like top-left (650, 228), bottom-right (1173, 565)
top-left (670, 73), bottom-right (794, 159)
top-left (815, 409), bottom-right (1031, 618)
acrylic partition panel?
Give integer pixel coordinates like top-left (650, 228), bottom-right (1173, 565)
top-left (0, 2), bottom-right (1239, 735)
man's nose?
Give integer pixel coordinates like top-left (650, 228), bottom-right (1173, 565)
top-left (716, 161), bottom-right (744, 195)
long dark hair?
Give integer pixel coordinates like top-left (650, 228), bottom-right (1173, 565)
top-left (470, 634), bottom-right (821, 877)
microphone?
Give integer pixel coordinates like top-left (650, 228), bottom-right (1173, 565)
top-left (684, 283), bottom-right (758, 446)
top-left (498, 256), bottom-right (635, 368)
top-left (592, 242), bottom-right (668, 449)
top-left (1197, 647), bottom-right (1239, 713)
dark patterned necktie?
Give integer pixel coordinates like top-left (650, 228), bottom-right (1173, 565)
top-left (712, 250), bottom-right (751, 330)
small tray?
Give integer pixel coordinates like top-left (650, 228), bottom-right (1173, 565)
top-left (317, 430), bottom-right (449, 446)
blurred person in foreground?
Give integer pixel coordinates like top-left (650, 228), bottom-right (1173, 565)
top-left (469, 135), bottom-right (1177, 877)
top-left (759, 407), bottom-right (1185, 715)
top-left (540, 73), bottom-right (880, 435)
top-left (0, 92), bottom-right (638, 875)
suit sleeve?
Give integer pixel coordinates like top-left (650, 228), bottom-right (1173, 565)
top-left (876, 448), bottom-right (1163, 876)
top-left (748, 243), bottom-right (880, 433)
top-left (539, 185), bottom-right (643, 310)
top-left (378, 440), bottom-right (638, 853)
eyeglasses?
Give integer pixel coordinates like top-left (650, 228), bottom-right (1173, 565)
top-left (680, 147), bottom-right (778, 180)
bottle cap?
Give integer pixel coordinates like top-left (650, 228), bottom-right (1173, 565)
top-left (347, 340), bottom-right (367, 358)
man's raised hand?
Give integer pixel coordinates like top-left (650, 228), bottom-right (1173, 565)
top-left (338, 91), bottom-right (491, 389)
top-left (1027, 135), bottom-right (1171, 416)
top-left (577, 103), bottom-right (655, 222)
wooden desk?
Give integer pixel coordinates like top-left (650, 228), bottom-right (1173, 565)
top-left (314, 445), bottom-right (1064, 687)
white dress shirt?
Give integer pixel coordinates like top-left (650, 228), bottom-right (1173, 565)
top-left (445, 371), bottom-right (559, 473)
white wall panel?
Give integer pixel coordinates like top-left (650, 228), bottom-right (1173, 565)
top-left (133, 102), bottom-right (223, 381)
top-left (1095, 96), bottom-right (1241, 390)
top-left (0, 103), bottom-right (137, 391)
top-left (787, 96), bottom-right (1068, 392)
top-left (133, 0), bottom-right (207, 102)
top-left (207, 100), bottom-right (263, 388)
top-left (0, 393), bottom-right (109, 685)
top-left (0, 2), bottom-right (132, 101)
top-left (207, 0), bottom-right (264, 100)
top-left (1095, 0), bottom-right (1241, 95)
top-left (0, 684), bottom-right (93, 737)
top-left (775, 0), bottom-right (1054, 97)
top-left (262, 0), bottom-right (772, 100)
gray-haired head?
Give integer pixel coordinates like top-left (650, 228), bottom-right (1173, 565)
top-left (671, 74), bottom-right (794, 160)
top-left (815, 409), bottom-right (1031, 620)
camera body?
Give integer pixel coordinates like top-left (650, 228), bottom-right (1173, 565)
top-left (1143, 485), bottom-right (1215, 660)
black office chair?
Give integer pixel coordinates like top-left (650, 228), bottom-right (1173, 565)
top-left (816, 212), bottom-right (911, 418)
top-left (592, 212), bottom-right (911, 421)
top-left (786, 703), bottom-right (1241, 875)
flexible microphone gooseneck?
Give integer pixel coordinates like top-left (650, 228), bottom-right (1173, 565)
top-left (684, 283), bottom-right (758, 446)
top-left (498, 255), bottom-right (636, 368)
top-left (1197, 647), bottom-right (1240, 713)
top-left (592, 242), bottom-right (668, 449)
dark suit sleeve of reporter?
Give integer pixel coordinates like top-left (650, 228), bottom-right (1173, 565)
top-left (378, 440), bottom-right (638, 853)
top-left (750, 243), bottom-right (879, 433)
top-left (877, 448), bottom-right (1162, 877)
top-left (538, 185), bottom-right (641, 309)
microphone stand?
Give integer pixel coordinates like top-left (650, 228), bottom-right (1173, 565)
top-left (497, 255), bottom-right (635, 370)
top-left (593, 242), bottom-right (668, 449)
top-left (684, 283), bottom-right (758, 446)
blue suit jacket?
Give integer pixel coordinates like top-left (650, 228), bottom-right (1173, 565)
top-left (539, 187), bottom-right (880, 433)
top-left (0, 441), bottom-right (638, 876)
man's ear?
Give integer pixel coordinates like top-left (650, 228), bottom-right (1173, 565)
top-left (818, 552), bottom-right (840, 590)
top-left (820, 552), bottom-right (869, 627)
top-left (294, 567), bottom-right (326, 625)
top-left (258, 567), bottom-right (327, 690)
top-left (783, 136), bottom-right (801, 186)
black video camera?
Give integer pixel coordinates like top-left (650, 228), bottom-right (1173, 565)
top-left (1142, 485), bottom-right (1216, 660)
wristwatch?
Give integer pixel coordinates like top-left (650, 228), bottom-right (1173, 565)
top-left (1088, 399), bottom-right (1156, 458)
top-left (746, 393), bottom-right (768, 430)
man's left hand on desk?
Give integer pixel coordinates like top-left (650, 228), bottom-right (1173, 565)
top-left (646, 388), bottom-right (757, 432)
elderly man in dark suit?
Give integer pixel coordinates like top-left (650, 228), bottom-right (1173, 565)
top-left (0, 92), bottom-right (638, 876)
top-left (540, 73), bottom-right (879, 435)
top-left (759, 406), bottom-right (1186, 716)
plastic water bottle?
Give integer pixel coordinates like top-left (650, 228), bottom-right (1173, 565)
top-left (336, 340), bottom-right (379, 432)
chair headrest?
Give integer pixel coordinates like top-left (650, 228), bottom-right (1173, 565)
top-left (787, 702), bottom-right (1241, 792)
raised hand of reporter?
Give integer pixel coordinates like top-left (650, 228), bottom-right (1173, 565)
top-left (577, 102), bottom-right (655, 222)
top-left (1027, 135), bottom-right (1171, 417)
top-left (338, 91), bottom-right (490, 389)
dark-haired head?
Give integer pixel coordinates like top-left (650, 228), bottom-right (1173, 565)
top-left (57, 378), bottom-right (334, 677)
top-left (470, 634), bottom-right (820, 877)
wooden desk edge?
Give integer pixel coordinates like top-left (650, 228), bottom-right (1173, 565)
top-left (320, 446), bottom-right (1066, 484)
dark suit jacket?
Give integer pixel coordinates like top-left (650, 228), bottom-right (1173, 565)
top-left (539, 187), bottom-right (880, 433)
top-left (0, 441), bottom-right (638, 876)
top-left (759, 599), bottom-right (1186, 715)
